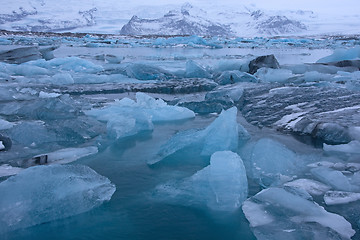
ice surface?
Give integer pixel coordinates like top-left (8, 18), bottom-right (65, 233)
top-left (151, 106), bottom-right (240, 164)
top-left (38, 91), bottom-right (62, 98)
top-left (242, 187), bottom-right (355, 240)
top-left (324, 191), bottom-right (360, 205)
top-left (283, 179), bottom-right (331, 196)
top-left (86, 92), bottom-right (195, 140)
top-left (317, 46), bottom-right (360, 63)
top-left (185, 60), bottom-right (211, 78)
top-left (125, 63), bottom-right (173, 80)
top-left (215, 70), bottom-right (257, 85)
top-left (255, 68), bottom-right (294, 83)
top-left (311, 167), bottom-right (352, 192)
top-left (0, 165), bottom-right (115, 233)
top-left (153, 151), bottom-right (248, 212)
top-left (323, 140), bottom-right (360, 154)
top-left (0, 164), bottom-right (23, 177)
top-left (27, 146), bottom-right (98, 166)
top-left (0, 118), bottom-right (14, 130)
top-left (249, 138), bottom-right (299, 185)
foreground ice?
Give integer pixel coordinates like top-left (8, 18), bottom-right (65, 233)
top-left (242, 187), bottom-right (355, 240)
top-left (86, 92), bottom-right (195, 140)
top-left (0, 165), bottom-right (115, 233)
top-left (283, 178), bottom-right (331, 196)
top-left (153, 151), bottom-right (248, 212)
top-left (150, 106), bottom-right (242, 164)
top-left (323, 140), bottom-right (360, 154)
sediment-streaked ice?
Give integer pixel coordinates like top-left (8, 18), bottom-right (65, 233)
top-left (242, 187), bottom-right (355, 240)
top-left (153, 151), bottom-right (248, 212)
top-left (0, 165), bottom-right (115, 233)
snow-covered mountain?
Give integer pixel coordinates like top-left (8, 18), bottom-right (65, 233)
top-left (120, 7), bottom-right (232, 36)
top-left (0, 0), bottom-right (359, 37)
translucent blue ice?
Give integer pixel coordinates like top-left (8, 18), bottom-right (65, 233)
top-left (317, 46), bottom-right (360, 63)
top-left (153, 151), bottom-right (248, 212)
top-left (185, 60), bottom-right (211, 78)
top-left (0, 164), bottom-right (115, 233)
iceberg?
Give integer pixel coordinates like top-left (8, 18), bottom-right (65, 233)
top-left (242, 187), bottom-right (355, 240)
top-left (0, 165), bottom-right (115, 233)
top-left (0, 164), bottom-right (23, 177)
top-left (125, 63), bottom-right (174, 80)
top-left (86, 92), bottom-right (195, 140)
top-left (317, 46), bottom-right (360, 63)
top-left (311, 167), bottom-right (352, 192)
top-left (255, 68), bottom-right (294, 83)
top-left (215, 70), bottom-right (257, 85)
top-left (153, 151), bottom-right (248, 212)
top-left (248, 54), bottom-right (280, 74)
top-left (284, 178), bottom-right (331, 196)
top-left (185, 60), bottom-right (211, 78)
top-left (151, 106), bottom-right (241, 164)
top-left (0, 118), bottom-right (14, 130)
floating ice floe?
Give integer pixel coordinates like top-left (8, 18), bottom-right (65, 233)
top-left (284, 178), bottom-right (331, 196)
top-left (0, 164), bottom-right (115, 233)
top-left (323, 140), bottom-right (360, 154)
top-left (215, 70), bottom-right (257, 85)
top-left (26, 146), bottom-right (98, 166)
top-left (153, 151), bottom-right (248, 212)
top-left (311, 167), bottom-right (352, 192)
top-left (242, 187), bottom-right (355, 240)
top-left (0, 164), bottom-right (23, 178)
top-left (324, 191), bottom-right (360, 205)
top-left (125, 63), bottom-right (174, 80)
top-left (255, 68), bottom-right (294, 83)
top-left (317, 46), bottom-right (360, 63)
top-left (150, 106), bottom-right (242, 165)
top-left (86, 92), bottom-right (195, 140)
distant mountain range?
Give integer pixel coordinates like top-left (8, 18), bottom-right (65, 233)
top-left (0, 1), bottom-right (358, 37)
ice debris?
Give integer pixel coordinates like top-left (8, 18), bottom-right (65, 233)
top-left (311, 167), bottom-right (352, 192)
top-left (215, 70), bottom-right (257, 85)
top-left (150, 106), bottom-right (242, 164)
top-left (125, 63), bottom-right (174, 80)
top-left (255, 68), bottom-right (294, 83)
top-left (86, 92), bottom-right (195, 140)
top-left (0, 165), bottom-right (115, 233)
top-left (242, 187), bottom-right (355, 240)
top-left (153, 151), bottom-right (248, 212)
top-left (0, 118), bottom-right (14, 130)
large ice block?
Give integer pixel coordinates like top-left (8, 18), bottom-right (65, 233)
top-left (151, 106), bottom-right (241, 164)
top-left (153, 151), bottom-right (248, 212)
top-left (0, 165), bottom-right (115, 233)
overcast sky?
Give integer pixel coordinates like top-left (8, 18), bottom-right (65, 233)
top-left (116, 0), bottom-right (360, 15)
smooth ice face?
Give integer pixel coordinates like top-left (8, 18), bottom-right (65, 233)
top-left (311, 167), bottom-right (352, 192)
top-left (255, 68), bottom-right (294, 83)
top-left (125, 63), bottom-right (173, 80)
top-left (250, 138), bottom-right (299, 185)
top-left (0, 165), bottom-right (115, 233)
top-left (153, 151), bottom-right (248, 212)
top-left (86, 92), bottom-right (195, 140)
top-left (242, 187), bottom-right (355, 240)
top-left (151, 106), bottom-right (241, 164)
top-left (185, 60), bottom-right (211, 78)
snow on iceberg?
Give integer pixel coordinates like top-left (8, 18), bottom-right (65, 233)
top-left (242, 187), bottom-right (355, 240)
top-left (150, 106), bottom-right (242, 165)
top-left (153, 151), bottom-right (247, 212)
top-left (0, 164), bottom-right (115, 233)
top-left (86, 92), bottom-right (195, 140)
